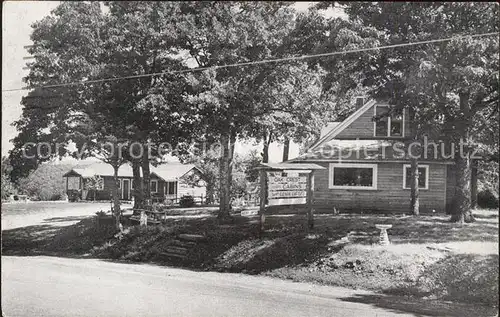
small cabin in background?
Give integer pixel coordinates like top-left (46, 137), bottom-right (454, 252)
top-left (62, 162), bottom-right (206, 203)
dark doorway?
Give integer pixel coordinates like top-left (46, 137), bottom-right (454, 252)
top-left (123, 179), bottom-right (130, 200)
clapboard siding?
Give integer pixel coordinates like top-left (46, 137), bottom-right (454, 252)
top-left (336, 104), bottom-right (411, 139)
top-left (336, 104), bottom-right (376, 138)
top-left (81, 176), bottom-right (134, 200)
top-left (312, 162), bottom-right (447, 213)
top-left (150, 174), bottom-right (165, 196)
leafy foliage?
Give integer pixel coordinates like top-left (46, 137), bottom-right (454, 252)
top-left (11, 2), bottom-right (204, 217)
top-left (179, 195), bottom-right (196, 208)
top-left (17, 163), bottom-right (74, 201)
top-left (1, 157), bottom-right (17, 199)
top-left (179, 146), bottom-right (263, 204)
top-left (84, 174), bottom-right (104, 201)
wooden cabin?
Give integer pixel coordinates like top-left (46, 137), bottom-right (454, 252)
top-left (289, 97), bottom-right (474, 214)
top-left (63, 162), bottom-right (206, 202)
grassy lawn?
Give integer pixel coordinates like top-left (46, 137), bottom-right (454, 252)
top-left (261, 209), bottom-right (498, 307)
top-left (2, 207), bottom-right (498, 308)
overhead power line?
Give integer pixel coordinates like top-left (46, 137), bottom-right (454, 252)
top-left (3, 31), bottom-right (498, 93)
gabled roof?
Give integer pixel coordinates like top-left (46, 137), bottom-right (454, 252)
top-left (320, 122), bottom-right (341, 138)
top-left (63, 161), bottom-right (204, 180)
top-left (63, 162), bottom-right (140, 178)
top-left (309, 99), bottom-right (377, 151)
top-left (257, 162), bottom-right (326, 170)
top-left (151, 164), bottom-right (202, 182)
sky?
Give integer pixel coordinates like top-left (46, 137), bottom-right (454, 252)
top-left (2, 1), bottom-right (61, 157)
top-left (1, 1), bottom-right (344, 162)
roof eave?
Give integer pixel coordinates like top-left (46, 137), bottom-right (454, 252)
top-left (309, 99), bottom-right (377, 151)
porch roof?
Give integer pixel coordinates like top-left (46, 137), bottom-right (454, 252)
top-left (292, 139), bottom-right (394, 161)
top-left (290, 139), bottom-right (456, 163)
top-left (63, 162), bottom-right (142, 178)
top-left (63, 162), bottom-right (203, 180)
top-left (256, 162), bottom-right (326, 171)
top-left (151, 164), bottom-right (200, 182)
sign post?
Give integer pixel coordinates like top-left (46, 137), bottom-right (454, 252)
top-left (306, 172), bottom-right (314, 230)
top-left (257, 163), bottom-right (325, 235)
top-left (259, 169), bottom-right (266, 233)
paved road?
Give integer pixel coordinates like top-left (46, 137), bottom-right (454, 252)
top-left (1, 256), bottom-right (440, 317)
top-left (1, 202), bottom-right (113, 230)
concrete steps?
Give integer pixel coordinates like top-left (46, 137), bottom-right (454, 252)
top-left (161, 234), bottom-right (206, 261)
top-left (178, 234), bottom-right (206, 242)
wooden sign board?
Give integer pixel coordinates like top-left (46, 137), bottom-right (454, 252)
top-left (267, 173), bottom-right (308, 206)
top-left (268, 197), bottom-right (307, 206)
top-left (268, 190), bottom-right (307, 198)
top-left (258, 162), bottom-right (324, 232)
top-left (268, 183), bottom-right (307, 190)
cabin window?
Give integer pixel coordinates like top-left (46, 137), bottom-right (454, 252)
top-left (375, 106), bottom-right (389, 137)
top-left (374, 105), bottom-right (404, 137)
top-left (329, 163), bottom-right (377, 190)
top-left (166, 182), bottom-right (177, 195)
top-left (150, 180), bottom-right (158, 193)
top-left (403, 164), bottom-right (429, 190)
top-left (391, 113), bottom-right (403, 136)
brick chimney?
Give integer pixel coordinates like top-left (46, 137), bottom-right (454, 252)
top-left (355, 96), bottom-right (365, 109)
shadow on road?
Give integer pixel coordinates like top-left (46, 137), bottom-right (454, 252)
top-left (340, 293), bottom-right (498, 317)
top-left (42, 216), bottom-right (89, 223)
top-left (2, 215), bottom-right (116, 257)
top-left (2, 224), bottom-right (61, 255)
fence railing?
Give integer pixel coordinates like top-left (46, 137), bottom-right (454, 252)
top-left (153, 195), bottom-right (206, 205)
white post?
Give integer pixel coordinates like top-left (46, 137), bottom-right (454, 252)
top-left (140, 211), bottom-right (148, 227)
top-left (375, 224), bottom-right (392, 245)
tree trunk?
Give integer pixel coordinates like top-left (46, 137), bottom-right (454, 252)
top-left (112, 164), bottom-right (121, 230)
top-left (451, 153), bottom-right (475, 223)
top-left (262, 143), bottom-right (269, 163)
top-left (410, 157), bottom-right (420, 216)
top-left (261, 132), bottom-right (272, 206)
top-left (262, 131), bottom-right (272, 164)
top-left (471, 159), bottom-right (478, 209)
top-left (227, 132), bottom-right (236, 211)
top-left (132, 159), bottom-right (143, 210)
top-left (450, 91), bottom-right (475, 223)
top-left (206, 183), bottom-right (215, 204)
top-left (408, 108), bottom-right (420, 216)
top-left (218, 133), bottom-right (231, 218)
top-left (141, 152), bottom-right (151, 208)
top-left (282, 137), bottom-right (290, 162)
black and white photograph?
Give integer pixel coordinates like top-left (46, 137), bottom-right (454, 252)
top-left (1, 1), bottom-right (499, 316)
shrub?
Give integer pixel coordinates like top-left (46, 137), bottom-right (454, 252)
top-left (95, 210), bottom-right (108, 217)
top-left (1, 173), bottom-right (16, 199)
top-left (478, 161), bottom-right (499, 197)
top-left (17, 163), bottom-right (72, 200)
top-left (50, 193), bottom-right (63, 201)
top-left (179, 195), bottom-right (196, 208)
top-left (477, 189), bottom-right (499, 209)
top-left (67, 190), bottom-right (81, 202)
top-left (415, 254), bottom-right (499, 306)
